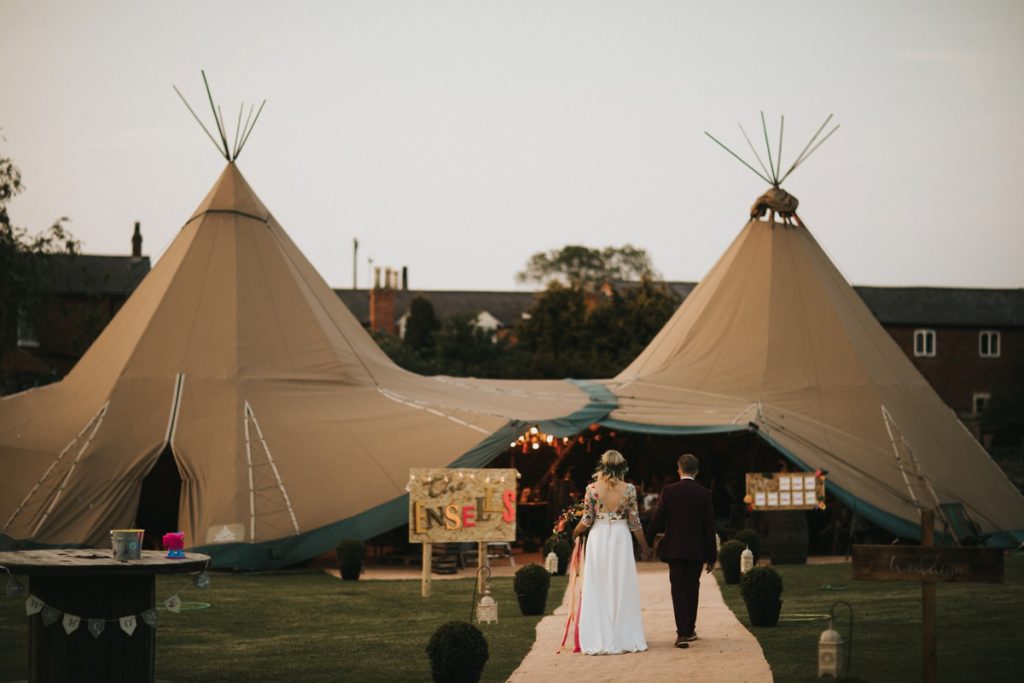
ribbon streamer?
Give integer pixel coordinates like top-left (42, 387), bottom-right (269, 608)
top-left (557, 536), bottom-right (586, 653)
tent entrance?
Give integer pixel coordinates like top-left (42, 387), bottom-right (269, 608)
top-left (136, 444), bottom-right (182, 548)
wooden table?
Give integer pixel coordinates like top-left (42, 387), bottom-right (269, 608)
top-left (0, 549), bottom-right (210, 683)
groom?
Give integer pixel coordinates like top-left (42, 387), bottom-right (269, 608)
top-left (646, 453), bottom-right (717, 648)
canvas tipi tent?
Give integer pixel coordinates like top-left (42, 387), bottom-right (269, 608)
top-left (0, 162), bottom-right (606, 569)
top-left (596, 182), bottom-right (1024, 546)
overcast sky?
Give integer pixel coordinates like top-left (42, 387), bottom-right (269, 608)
top-left (3, 1), bottom-right (1023, 291)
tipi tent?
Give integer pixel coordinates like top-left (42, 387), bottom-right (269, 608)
top-left (0, 163), bottom-right (605, 569)
top-left (597, 187), bottom-right (1024, 546)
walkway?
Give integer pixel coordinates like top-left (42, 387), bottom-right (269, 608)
top-left (508, 562), bottom-right (773, 683)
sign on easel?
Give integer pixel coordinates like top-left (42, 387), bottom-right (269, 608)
top-left (407, 468), bottom-right (517, 597)
top-left (852, 510), bottom-right (1004, 683)
top-left (745, 471), bottom-right (826, 510)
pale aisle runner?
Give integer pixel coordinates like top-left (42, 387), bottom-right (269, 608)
top-left (507, 562), bottom-right (773, 683)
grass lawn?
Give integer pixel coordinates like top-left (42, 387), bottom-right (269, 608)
top-left (0, 570), bottom-right (567, 682)
top-left (716, 552), bottom-right (1024, 683)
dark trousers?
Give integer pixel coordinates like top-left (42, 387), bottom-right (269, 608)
top-left (668, 559), bottom-right (703, 637)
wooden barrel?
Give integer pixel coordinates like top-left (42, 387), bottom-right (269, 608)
top-left (768, 511), bottom-right (809, 564)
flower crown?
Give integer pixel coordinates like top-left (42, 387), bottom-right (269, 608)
top-left (595, 460), bottom-right (628, 481)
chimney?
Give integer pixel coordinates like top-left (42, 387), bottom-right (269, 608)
top-left (132, 221), bottom-right (143, 259)
top-left (402, 266), bottom-right (408, 291)
top-left (369, 266), bottom-right (397, 335)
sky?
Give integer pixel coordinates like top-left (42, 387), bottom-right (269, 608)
top-left (2, 1), bottom-right (1023, 291)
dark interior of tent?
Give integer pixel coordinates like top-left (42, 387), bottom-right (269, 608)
top-left (364, 424), bottom-right (898, 566)
top-left (135, 445), bottom-right (182, 549)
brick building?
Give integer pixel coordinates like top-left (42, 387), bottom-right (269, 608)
top-left (4, 223), bottom-right (150, 388)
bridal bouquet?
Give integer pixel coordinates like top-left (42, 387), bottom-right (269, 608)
top-left (553, 500), bottom-right (587, 538)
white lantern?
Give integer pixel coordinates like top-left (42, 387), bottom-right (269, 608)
top-left (545, 551), bottom-right (560, 574)
top-left (817, 618), bottom-right (844, 678)
top-left (740, 547), bottom-right (754, 574)
top-left (476, 589), bottom-right (498, 624)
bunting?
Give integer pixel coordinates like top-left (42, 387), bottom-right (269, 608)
top-left (1, 565), bottom-right (209, 638)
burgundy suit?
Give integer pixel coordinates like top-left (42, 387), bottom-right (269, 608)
top-left (645, 477), bottom-right (716, 638)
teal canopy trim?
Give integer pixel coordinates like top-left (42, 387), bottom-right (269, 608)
top-left (599, 418), bottom-right (746, 436)
top-left (192, 378), bottom-right (618, 570)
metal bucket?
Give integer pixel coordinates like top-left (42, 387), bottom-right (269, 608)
top-left (110, 529), bottom-right (144, 561)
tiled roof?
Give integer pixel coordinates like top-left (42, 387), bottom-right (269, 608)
top-left (854, 286), bottom-right (1024, 328)
top-left (42, 254), bottom-right (151, 296)
top-left (336, 289), bottom-right (537, 327)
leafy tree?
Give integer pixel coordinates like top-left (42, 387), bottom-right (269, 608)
top-left (434, 312), bottom-right (504, 377)
top-left (403, 295), bottom-right (440, 353)
top-left (1, 153), bottom-right (78, 392)
top-left (516, 279), bottom-right (679, 378)
top-left (516, 244), bottom-right (657, 289)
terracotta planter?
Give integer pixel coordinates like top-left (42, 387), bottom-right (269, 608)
top-left (515, 591), bottom-right (548, 616)
top-left (744, 598), bottom-right (782, 627)
top-left (339, 562), bottom-right (362, 581)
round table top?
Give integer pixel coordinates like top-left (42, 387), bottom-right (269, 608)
top-left (0, 549), bottom-right (210, 576)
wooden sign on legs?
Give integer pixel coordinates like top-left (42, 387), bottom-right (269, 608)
top-left (852, 509), bottom-right (1004, 683)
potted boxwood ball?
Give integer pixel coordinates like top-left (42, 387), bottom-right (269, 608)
top-left (335, 538), bottom-right (366, 581)
top-left (426, 620), bottom-right (489, 683)
top-left (542, 535), bottom-right (572, 575)
top-left (718, 539), bottom-right (746, 584)
top-left (733, 528), bottom-right (763, 564)
top-left (739, 565), bottom-right (784, 627)
top-left (513, 563), bottom-right (551, 615)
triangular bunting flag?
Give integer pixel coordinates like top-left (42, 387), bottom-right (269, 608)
top-left (119, 615), bottom-right (137, 636)
top-left (41, 605), bottom-right (61, 626)
top-left (141, 608), bottom-right (158, 628)
top-left (63, 613), bottom-right (82, 635)
top-left (5, 575), bottom-right (25, 598)
top-left (25, 595), bottom-right (44, 616)
top-left (88, 619), bottom-right (105, 639)
top-left (194, 571), bottom-right (210, 589)
top-left (165, 594), bottom-right (181, 614)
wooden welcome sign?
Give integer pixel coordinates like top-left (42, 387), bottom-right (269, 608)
top-left (852, 545), bottom-right (1004, 583)
top-left (852, 510), bottom-right (1004, 683)
top-left (408, 468), bottom-right (517, 543)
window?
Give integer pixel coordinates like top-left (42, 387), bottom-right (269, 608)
top-left (17, 308), bottom-right (39, 348)
top-left (913, 329), bottom-right (935, 357)
top-left (979, 330), bottom-right (1000, 358)
top-left (972, 392), bottom-right (991, 416)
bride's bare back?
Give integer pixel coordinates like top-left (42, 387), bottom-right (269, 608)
top-left (594, 476), bottom-right (627, 512)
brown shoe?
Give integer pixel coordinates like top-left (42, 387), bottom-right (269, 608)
top-left (673, 637), bottom-right (690, 648)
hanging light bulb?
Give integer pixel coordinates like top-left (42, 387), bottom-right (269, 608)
top-left (529, 426), bottom-right (539, 435)
top-left (532, 442), bottom-right (540, 450)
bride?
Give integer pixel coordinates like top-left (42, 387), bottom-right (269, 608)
top-left (572, 450), bottom-right (652, 655)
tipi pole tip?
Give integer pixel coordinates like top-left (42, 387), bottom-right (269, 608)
top-left (174, 73), bottom-right (266, 163)
top-left (759, 111), bottom-right (778, 185)
top-left (704, 130), bottom-right (773, 185)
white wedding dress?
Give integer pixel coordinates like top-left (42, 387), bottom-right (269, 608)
top-left (577, 482), bottom-right (648, 655)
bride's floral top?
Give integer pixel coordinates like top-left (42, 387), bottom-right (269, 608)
top-left (580, 482), bottom-right (642, 532)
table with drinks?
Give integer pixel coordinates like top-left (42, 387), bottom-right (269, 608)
top-left (0, 539), bottom-right (209, 683)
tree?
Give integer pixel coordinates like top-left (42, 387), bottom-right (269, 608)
top-left (516, 278), bottom-right (678, 378)
top-left (0, 153), bottom-right (78, 392)
top-left (516, 244), bottom-right (657, 289)
top-left (403, 295), bottom-right (440, 353)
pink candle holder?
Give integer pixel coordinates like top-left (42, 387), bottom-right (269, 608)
top-left (162, 532), bottom-right (185, 559)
